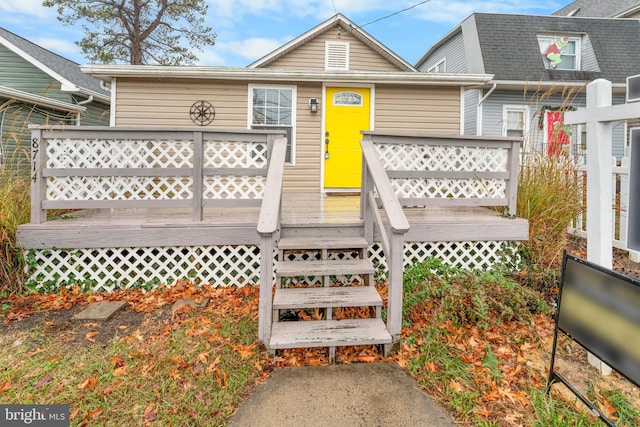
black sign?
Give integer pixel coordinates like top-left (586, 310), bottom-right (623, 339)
top-left (558, 255), bottom-right (640, 387)
top-left (627, 74), bottom-right (640, 103)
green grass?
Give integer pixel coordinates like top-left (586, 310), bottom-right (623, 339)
top-left (398, 259), bottom-right (639, 426)
top-left (0, 297), bottom-right (261, 426)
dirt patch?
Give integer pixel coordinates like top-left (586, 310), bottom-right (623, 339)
top-left (566, 234), bottom-right (640, 281)
top-left (0, 303), bottom-right (173, 349)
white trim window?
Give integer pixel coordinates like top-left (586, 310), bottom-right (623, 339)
top-left (428, 58), bottom-right (446, 73)
top-left (502, 105), bottom-right (529, 138)
top-left (249, 85), bottom-right (296, 163)
top-left (538, 35), bottom-right (581, 70)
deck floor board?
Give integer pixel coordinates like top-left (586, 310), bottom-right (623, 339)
top-left (17, 193), bottom-right (528, 249)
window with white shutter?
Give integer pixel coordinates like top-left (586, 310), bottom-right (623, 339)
top-left (325, 41), bottom-right (349, 70)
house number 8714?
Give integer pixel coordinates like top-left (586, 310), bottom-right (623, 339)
top-left (32, 137), bottom-right (39, 182)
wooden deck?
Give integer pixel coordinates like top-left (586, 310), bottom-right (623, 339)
top-left (17, 193), bottom-right (527, 250)
top-left (20, 127), bottom-right (529, 354)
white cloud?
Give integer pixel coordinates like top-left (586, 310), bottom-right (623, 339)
top-left (413, 0), bottom-right (561, 24)
top-left (195, 47), bottom-right (227, 66)
top-left (219, 37), bottom-right (288, 61)
top-left (207, 0), bottom-right (391, 21)
top-left (32, 38), bottom-right (79, 55)
top-left (0, 0), bottom-right (52, 19)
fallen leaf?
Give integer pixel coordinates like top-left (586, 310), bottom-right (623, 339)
top-left (70, 407), bottom-right (80, 420)
top-left (112, 366), bottom-right (128, 377)
top-left (0, 381), bottom-right (11, 393)
top-left (449, 380), bottom-right (464, 392)
top-left (229, 343), bottom-right (256, 360)
top-left (11, 338), bottom-right (23, 347)
top-left (144, 403), bottom-right (157, 421)
top-left (98, 380), bottom-right (123, 396)
top-left (197, 351), bottom-right (209, 364)
top-left (28, 348), bottom-right (46, 357)
top-left (77, 376), bottom-right (98, 391)
top-left (83, 322), bottom-right (100, 328)
top-left (474, 407), bottom-right (492, 417)
top-left (85, 331), bottom-right (100, 343)
top-left (168, 369), bottom-right (181, 380)
top-left (49, 355), bottom-right (64, 363)
top-left (34, 375), bottom-right (53, 390)
top-left (110, 356), bottom-right (125, 367)
top-left (426, 361), bottom-right (437, 372)
top-left (85, 407), bottom-right (103, 420)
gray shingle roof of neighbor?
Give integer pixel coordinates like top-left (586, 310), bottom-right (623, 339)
top-left (473, 13), bottom-right (640, 83)
top-left (0, 27), bottom-right (109, 99)
top-left (553, 0), bottom-right (640, 18)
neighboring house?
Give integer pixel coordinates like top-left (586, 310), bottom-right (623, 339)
top-left (416, 13), bottom-right (640, 159)
top-left (0, 27), bottom-right (110, 169)
top-left (82, 14), bottom-right (491, 193)
top-left (554, 0), bottom-right (640, 18)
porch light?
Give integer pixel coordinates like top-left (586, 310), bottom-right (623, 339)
top-left (309, 98), bottom-right (319, 113)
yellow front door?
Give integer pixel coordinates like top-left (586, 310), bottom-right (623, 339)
top-left (324, 87), bottom-right (371, 189)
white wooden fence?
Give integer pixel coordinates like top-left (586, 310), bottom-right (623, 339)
top-left (568, 156), bottom-right (640, 262)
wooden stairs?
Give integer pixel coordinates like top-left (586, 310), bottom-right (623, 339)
top-left (268, 229), bottom-right (392, 361)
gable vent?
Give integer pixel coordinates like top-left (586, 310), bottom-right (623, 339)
top-left (325, 41), bottom-right (349, 70)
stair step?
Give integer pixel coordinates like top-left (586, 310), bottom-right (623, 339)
top-left (269, 318), bottom-right (392, 349)
top-left (278, 236), bottom-right (369, 250)
top-left (276, 259), bottom-right (375, 278)
top-left (273, 286), bottom-right (382, 310)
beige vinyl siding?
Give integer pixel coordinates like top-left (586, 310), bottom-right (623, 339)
top-left (264, 30), bottom-right (401, 72)
top-left (284, 83), bottom-right (323, 192)
top-left (375, 85), bottom-right (461, 134)
top-left (114, 78), bottom-right (324, 192)
top-left (114, 78), bottom-right (248, 127)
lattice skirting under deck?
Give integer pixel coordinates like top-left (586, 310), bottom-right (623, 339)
top-left (26, 241), bottom-right (520, 293)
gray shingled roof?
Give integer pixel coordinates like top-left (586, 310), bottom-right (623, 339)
top-left (0, 27), bottom-right (108, 98)
top-left (473, 13), bottom-right (640, 83)
top-left (553, 0), bottom-right (640, 18)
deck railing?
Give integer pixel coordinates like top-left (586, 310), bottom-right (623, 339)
top-left (360, 131), bottom-right (522, 340)
top-left (569, 157), bottom-right (640, 262)
top-left (361, 131), bottom-right (521, 216)
top-left (361, 136), bottom-right (410, 342)
top-left (257, 137), bottom-right (287, 344)
top-left (29, 126), bottom-right (285, 223)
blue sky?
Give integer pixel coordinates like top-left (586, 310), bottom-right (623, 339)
top-left (0, 0), bottom-right (564, 67)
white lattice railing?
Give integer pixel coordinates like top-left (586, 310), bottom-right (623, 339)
top-left (364, 132), bottom-right (521, 215)
top-left (29, 127), bottom-right (285, 223)
top-left (569, 156), bottom-right (640, 262)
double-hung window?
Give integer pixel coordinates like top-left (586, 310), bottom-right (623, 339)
top-left (250, 86), bottom-right (296, 163)
top-left (502, 105), bottom-right (529, 138)
top-left (538, 36), bottom-right (581, 70)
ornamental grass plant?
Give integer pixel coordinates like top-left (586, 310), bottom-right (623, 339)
top-left (516, 150), bottom-right (582, 293)
top-left (0, 139), bottom-right (30, 295)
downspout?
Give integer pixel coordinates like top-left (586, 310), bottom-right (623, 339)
top-left (0, 108), bottom-right (6, 164)
top-left (476, 83), bottom-right (497, 135)
top-left (75, 95), bottom-right (94, 125)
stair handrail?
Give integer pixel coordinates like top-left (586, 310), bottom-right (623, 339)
top-left (257, 135), bottom-right (287, 345)
top-left (360, 134), bottom-right (409, 343)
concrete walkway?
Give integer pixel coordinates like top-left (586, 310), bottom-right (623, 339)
top-left (229, 362), bottom-right (455, 427)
